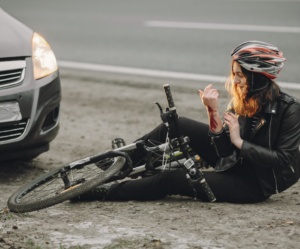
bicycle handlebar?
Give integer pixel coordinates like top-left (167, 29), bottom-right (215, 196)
top-left (163, 84), bottom-right (176, 110)
top-left (200, 179), bottom-right (216, 202)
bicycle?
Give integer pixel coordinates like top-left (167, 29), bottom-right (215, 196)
top-left (8, 84), bottom-right (216, 213)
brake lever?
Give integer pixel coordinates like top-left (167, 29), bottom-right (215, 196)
top-left (154, 102), bottom-right (163, 115)
top-left (154, 102), bottom-right (176, 126)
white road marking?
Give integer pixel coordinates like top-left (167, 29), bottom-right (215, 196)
top-left (224, 0), bottom-right (300, 1)
top-left (145, 21), bottom-right (300, 33)
top-left (58, 60), bottom-right (300, 90)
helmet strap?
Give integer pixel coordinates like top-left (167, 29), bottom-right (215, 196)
top-left (246, 72), bottom-right (254, 98)
top-left (247, 72), bottom-right (270, 98)
top-left (251, 72), bottom-right (254, 92)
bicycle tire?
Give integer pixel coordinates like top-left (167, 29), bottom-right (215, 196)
top-left (8, 155), bottom-right (126, 213)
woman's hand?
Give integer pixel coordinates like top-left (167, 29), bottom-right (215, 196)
top-left (198, 84), bottom-right (219, 111)
top-left (199, 84), bottom-right (223, 133)
top-left (222, 112), bottom-right (243, 149)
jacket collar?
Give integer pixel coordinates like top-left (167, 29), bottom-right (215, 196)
top-left (261, 84), bottom-right (278, 114)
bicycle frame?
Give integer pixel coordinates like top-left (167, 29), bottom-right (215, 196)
top-left (115, 139), bottom-right (198, 178)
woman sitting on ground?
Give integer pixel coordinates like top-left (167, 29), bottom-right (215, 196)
top-left (76, 40), bottom-right (300, 203)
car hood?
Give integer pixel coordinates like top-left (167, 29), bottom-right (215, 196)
top-left (0, 8), bottom-right (33, 58)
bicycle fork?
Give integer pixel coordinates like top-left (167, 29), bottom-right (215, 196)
top-left (155, 84), bottom-right (216, 202)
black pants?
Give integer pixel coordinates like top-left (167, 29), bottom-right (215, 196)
top-left (109, 117), bottom-right (269, 203)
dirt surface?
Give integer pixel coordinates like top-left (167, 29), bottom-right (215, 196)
top-left (1, 69), bottom-right (300, 249)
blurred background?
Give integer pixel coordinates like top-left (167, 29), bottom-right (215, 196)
top-left (1, 0), bottom-right (299, 83)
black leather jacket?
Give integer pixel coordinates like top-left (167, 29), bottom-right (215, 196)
top-left (210, 85), bottom-right (300, 196)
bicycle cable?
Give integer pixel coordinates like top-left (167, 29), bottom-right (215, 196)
top-left (162, 130), bottom-right (169, 171)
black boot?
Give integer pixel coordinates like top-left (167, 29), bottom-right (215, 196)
top-left (71, 184), bottom-right (111, 201)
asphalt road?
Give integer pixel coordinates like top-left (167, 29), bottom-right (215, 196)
top-left (1, 0), bottom-right (300, 83)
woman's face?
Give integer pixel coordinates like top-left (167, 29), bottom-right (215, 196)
top-left (232, 61), bottom-right (248, 95)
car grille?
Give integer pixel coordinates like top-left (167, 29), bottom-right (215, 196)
top-left (0, 69), bottom-right (23, 85)
top-left (0, 61), bottom-right (26, 89)
top-left (0, 119), bottom-right (29, 142)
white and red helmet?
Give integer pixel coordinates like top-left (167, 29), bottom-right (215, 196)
top-left (231, 41), bottom-right (286, 79)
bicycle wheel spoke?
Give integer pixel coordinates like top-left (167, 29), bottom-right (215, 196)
top-left (18, 162), bottom-right (112, 204)
top-left (20, 177), bottom-right (64, 203)
top-left (8, 154), bottom-right (126, 213)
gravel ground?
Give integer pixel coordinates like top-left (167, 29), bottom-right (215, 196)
top-left (1, 69), bottom-right (300, 249)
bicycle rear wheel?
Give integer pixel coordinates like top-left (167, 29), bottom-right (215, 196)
top-left (8, 153), bottom-right (126, 213)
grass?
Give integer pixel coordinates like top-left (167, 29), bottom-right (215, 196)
top-left (0, 212), bottom-right (23, 220)
top-left (35, 242), bottom-right (44, 249)
top-left (17, 211), bottom-right (32, 219)
top-left (26, 239), bottom-right (34, 246)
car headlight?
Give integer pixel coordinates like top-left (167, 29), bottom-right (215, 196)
top-left (32, 32), bottom-right (58, 80)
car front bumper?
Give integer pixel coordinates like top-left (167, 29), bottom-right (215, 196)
top-left (0, 57), bottom-right (61, 160)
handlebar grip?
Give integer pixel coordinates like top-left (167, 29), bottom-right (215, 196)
top-left (163, 84), bottom-right (176, 110)
top-left (199, 179), bottom-right (216, 202)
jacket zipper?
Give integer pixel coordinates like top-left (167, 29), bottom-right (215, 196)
top-left (289, 165), bottom-right (295, 173)
top-left (272, 169), bottom-right (279, 194)
top-left (251, 118), bottom-right (266, 139)
top-left (269, 115), bottom-right (279, 194)
top-left (211, 137), bottom-right (220, 157)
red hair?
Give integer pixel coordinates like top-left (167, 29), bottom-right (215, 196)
top-left (225, 60), bottom-right (279, 117)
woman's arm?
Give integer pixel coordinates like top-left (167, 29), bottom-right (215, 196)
top-left (239, 103), bottom-right (300, 170)
top-left (199, 84), bottom-right (233, 157)
top-left (198, 84), bottom-right (223, 133)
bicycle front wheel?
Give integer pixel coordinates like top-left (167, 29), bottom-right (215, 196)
top-left (8, 153), bottom-right (126, 213)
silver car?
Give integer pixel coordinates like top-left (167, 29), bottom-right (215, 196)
top-left (0, 8), bottom-right (61, 161)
